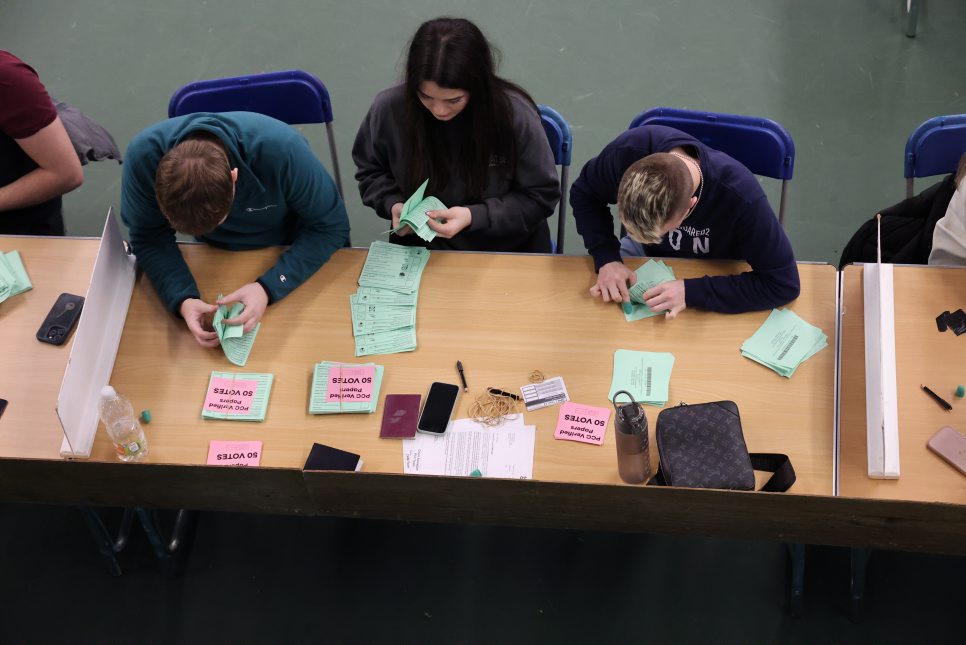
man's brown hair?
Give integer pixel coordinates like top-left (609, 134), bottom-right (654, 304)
top-left (617, 153), bottom-right (692, 245)
top-left (155, 134), bottom-right (233, 236)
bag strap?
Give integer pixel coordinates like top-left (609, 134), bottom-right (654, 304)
top-left (750, 453), bottom-right (796, 492)
top-left (648, 454), bottom-right (796, 492)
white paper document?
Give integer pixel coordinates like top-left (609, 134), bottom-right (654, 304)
top-left (402, 417), bottom-right (535, 479)
top-left (520, 376), bottom-right (570, 411)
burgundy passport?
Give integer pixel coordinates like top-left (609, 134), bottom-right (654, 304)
top-left (380, 394), bottom-right (421, 439)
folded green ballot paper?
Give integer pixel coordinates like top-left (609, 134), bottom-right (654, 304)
top-left (394, 178), bottom-right (446, 242)
top-left (623, 260), bottom-right (676, 321)
top-left (740, 308), bottom-right (828, 378)
top-left (213, 295), bottom-right (260, 367)
top-left (608, 349), bottom-right (675, 406)
top-left (0, 250), bottom-right (33, 304)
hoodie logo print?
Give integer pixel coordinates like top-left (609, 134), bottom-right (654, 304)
top-left (245, 204), bottom-right (278, 212)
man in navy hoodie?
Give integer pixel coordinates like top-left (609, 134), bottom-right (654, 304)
top-left (570, 125), bottom-right (799, 316)
top-left (122, 111), bottom-right (350, 347)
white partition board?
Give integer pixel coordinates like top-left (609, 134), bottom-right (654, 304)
top-left (863, 262), bottom-right (900, 479)
top-left (58, 209), bottom-right (136, 457)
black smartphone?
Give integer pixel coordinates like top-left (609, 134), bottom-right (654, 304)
top-left (417, 382), bottom-right (460, 435)
top-left (36, 293), bottom-right (85, 345)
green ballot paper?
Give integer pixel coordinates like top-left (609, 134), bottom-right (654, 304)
top-left (213, 295), bottom-right (260, 367)
top-left (201, 371), bottom-right (274, 421)
top-left (623, 260), bottom-right (676, 321)
top-left (0, 250), bottom-right (33, 304)
top-left (740, 308), bottom-right (828, 378)
top-left (608, 349), bottom-right (675, 406)
top-left (309, 361), bottom-right (385, 414)
top-left (394, 179), bottom-right (446, 242)
top-left (350, 242), bottom-right (430, 356)
top-left (358, 241), bottom-right (430, 295)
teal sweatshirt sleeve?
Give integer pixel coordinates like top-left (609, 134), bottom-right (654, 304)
top-left (120, 133), bottom-right (201, 314)
top-left (256, 136), bottom-right (350, 302)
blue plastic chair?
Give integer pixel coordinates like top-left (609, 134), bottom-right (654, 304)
top-left (629, 107), bottom-right (795, 226)
top-left (904, 114), bottom-right (966, 198)
top-left (538, 105), bottom-right (573, 254)
top-left (168, 69), bottom-right (344, 198)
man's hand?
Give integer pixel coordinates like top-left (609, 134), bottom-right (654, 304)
top-left (643, 279), bottom-right (687, 319)
top-left (179, 298), bottom-right (220, 347)
top-left (589, 261), bottom-right (637, 303)
top-left (426, 206), bottom-right (472, 238)
top-left (390, 202), bottom-right (412, 236)
top-left (217, 282), bottom-right (269, 333)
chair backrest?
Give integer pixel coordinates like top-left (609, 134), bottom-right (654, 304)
top-left (538, 104), bottom-right (573, 254)
top-left (629, 107), bottom-right (795, 225)
top-left (168, 69), bottom-right (343, 197)
top-left (904, 114), bottom-right (966, 197)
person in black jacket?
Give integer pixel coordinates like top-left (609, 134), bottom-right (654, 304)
top-left (352, 17), bottom-right (560, 253)
top-left (839, 153), bottom-right (966, 268)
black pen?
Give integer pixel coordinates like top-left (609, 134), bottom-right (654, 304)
top-left (456, 360), bottom-right (468, 392)
top-left (921, 384), bottom-right (953, 411)
top-left (487, 387), bottom-right (521, 401)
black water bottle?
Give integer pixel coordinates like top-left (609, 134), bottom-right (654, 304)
top-left (612, 390), bottom-right (651, 484)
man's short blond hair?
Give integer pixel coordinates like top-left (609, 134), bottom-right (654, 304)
top-left (617, 153), bottom-right (692, 245)
top-left (155, 134), bottom-right (233, 236)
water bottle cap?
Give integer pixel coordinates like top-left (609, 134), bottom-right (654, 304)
top-left (100, 385), bottom-right (117, 401)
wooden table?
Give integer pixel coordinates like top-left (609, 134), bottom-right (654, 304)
top-left (840, 264), bottom-right (966, 505)
top-left (0, 237), bottom-right (99, 459)
top-left (28, 238), bottom-right (957, 552)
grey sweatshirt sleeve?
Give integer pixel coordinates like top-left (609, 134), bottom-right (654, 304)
top-left (352, 89), bottom-right (405, 220)
top-left (465, 95), bottom-right (560, 238)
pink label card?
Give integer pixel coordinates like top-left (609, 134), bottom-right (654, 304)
top-left (554, 401), bottom-right (611, 446)
top-left (206, 440), bottom-right (263, 466)
top-left (324, 364), bottom-right (375, 403)
top-left (203, 376), bottom-right (259, 415)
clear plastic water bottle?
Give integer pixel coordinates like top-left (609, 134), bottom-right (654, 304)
top-left (612, 390), bottom-right (651, 484)
top-left (98, 386), bottom-right (149, 462)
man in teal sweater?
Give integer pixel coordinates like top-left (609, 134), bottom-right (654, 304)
top-left (121, 111), bottom-right (350, 347)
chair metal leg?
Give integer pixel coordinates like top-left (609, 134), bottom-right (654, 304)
top-left (325, 122), bottom-right (344, 199)
top-left (904, 0), bottom-right (921, 38)
top-left (778, 181), bottom-right (789, 228)
top-left (850, 547), bottom-right (872, 622)
top-left (786, 542), bottom-right (806, 617)
top-left (77, 506), bottom-right (135, 577)
top-left (135, 508), bottom-right (195, 578)
top-left (556, 166), bottom-right (569, 254)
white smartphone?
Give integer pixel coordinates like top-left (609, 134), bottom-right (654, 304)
top-left (926, 426), bottom-right (966, 477)
top-left (416, 382), bottom-right (460, 435)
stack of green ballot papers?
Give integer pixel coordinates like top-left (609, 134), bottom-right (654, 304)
top-left (201, 371), bottom-right (274, 421)
top-left (608, 349), bottom-right (675, 406)
top-left (623, 260), bottom-right (676, 321)
top-left (740, 308), bottom-right (828, 378)
top-left (213, 295), bottom-right (260, 366)
top-left (309, 361), bottom-right (385, 414)
top-left (0, 250), bottom-right (33, 304)
top-left (393, 179), bottom-right (446, 242)
top-left (351, 241), bottom-right (430, 357)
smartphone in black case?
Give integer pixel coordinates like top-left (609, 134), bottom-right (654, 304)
top-left (417, 382), bottom-right (460, 435)
top-left (36, 293), bottom-right (84, 345)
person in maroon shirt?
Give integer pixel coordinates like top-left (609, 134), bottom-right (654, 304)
top-left (0, 51), bottom-right (83, 235)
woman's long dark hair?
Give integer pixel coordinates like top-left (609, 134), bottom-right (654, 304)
top-left (402, 17), bottom-right (536, 201)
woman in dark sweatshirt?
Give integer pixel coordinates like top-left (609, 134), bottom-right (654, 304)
top-left (352, 17), bottom-right (560, 253)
